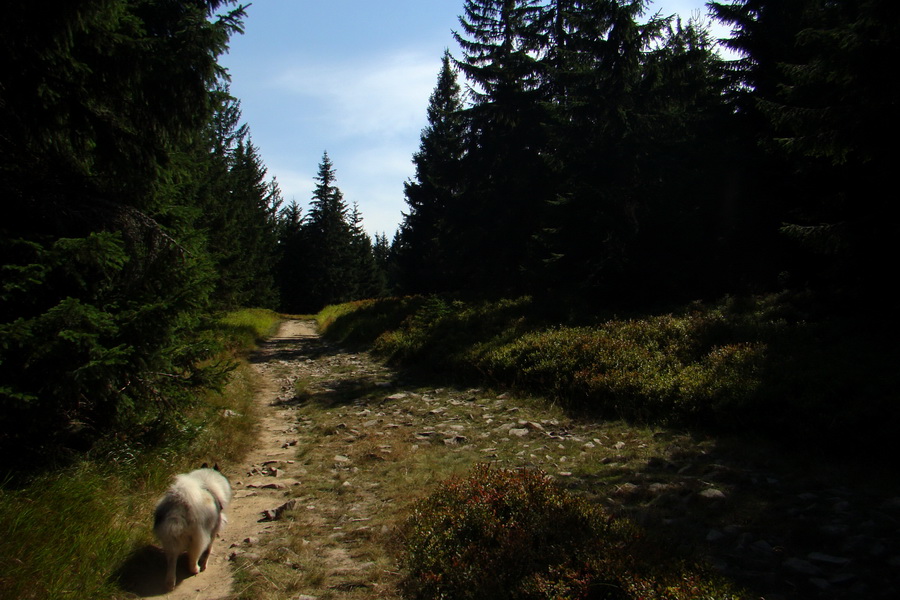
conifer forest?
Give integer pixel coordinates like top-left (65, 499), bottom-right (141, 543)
top-left (1, 0), bottom-right (897, 469)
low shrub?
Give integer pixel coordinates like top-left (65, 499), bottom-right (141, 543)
top-left (400, 464), bottom-right (746, 600)
top-left (476, 317), bottom-right (767, 425)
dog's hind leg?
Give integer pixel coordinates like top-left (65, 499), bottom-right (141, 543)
top-left (186, 531), bottom-right (211, 575)
top-left (162, 548), bottom-right (178, 591)
top-left (199, 538), bottom-right (213, 572)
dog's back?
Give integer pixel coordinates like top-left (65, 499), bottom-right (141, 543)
top-left (154, 467), bottom-right (231, 590)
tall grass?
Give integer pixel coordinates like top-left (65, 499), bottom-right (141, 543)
top-left (0, 308), bottom-right (280, 600)
top-left (217, 307), bottom-right (284, 352)
top-left (316, 296), bottom-right (426, 346)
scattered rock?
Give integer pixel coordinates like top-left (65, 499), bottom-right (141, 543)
top-left (829, 573), bottom-right (857, 585)
top-left (648, 482), bottom-right (671, 494)
top-left (809, 577), bottom-right (831, 591)
top-left (260, 499), bottom-right (299, 522)
top-left (238, 320), bottom-right (899, 600)
top-left (698, 488), bottom-right (727, 500)
top-left (615, 483), bottom-right (639, 496)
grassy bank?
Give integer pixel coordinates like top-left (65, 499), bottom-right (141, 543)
top-left (319, 294), bottom-right (898, 453)
top-left (0, 308), bottom-right (280, 600)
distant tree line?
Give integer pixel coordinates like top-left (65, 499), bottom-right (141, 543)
top-left (275, 152), bottom-right (387, 314)
top-left (391, 0), bottom-right (896, 310)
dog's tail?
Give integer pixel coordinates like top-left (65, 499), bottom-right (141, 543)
top-left (154, 493), bottom-right (190, 540)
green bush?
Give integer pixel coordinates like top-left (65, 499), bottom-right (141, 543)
top-left (372, 296), bottom-right (533, 369)
top-left (400, 465), bottom-right (747, 600)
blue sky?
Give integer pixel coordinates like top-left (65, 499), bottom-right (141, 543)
top-left (218, 1), bottom-right (730, 238)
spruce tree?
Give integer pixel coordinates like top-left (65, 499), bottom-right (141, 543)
top-left (275, 200), bottom-right (307, 314)
top-left (450, 0), bottom-right (552, 294)
top-left (733, 0), bottom-right (898, 299)
top-left (537, 0), bottom-right (669, 302)
top-left (372, 232), bottom-right (394, 291)
top-left (348, 203), bottom-right (386, 300)
top-left (294, 152), bottom-right (356, 311)
top-left (396, 50), bottom-right (467, 294)
top-left (225, 140), bottom-right (282, 307)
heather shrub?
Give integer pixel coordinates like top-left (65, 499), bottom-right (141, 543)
top-left (400, 465), bottom-right (747, 600)
top-left (475, 315), bottom-right (766, 425)
top-left (400, 464), bottom-right (613, 600)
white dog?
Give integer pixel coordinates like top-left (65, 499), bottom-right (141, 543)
top-left (154, 464), bottom-right (232, 590)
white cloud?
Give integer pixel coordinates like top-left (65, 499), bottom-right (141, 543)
top-left (273, 50), bottom-right (438, 140)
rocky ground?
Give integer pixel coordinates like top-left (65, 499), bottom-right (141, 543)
top-left (152, 319), bottom-right (900, 599)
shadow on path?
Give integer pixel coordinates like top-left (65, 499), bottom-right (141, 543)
top-left (113, 544), bottom-right (207, 598)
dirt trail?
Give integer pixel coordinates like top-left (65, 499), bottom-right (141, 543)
top-left (147, 320), bottom-right (319, 600)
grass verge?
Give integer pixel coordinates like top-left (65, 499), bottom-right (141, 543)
top-left (0, 308), bottom-right (281, 600)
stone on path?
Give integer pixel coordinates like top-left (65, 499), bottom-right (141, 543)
top-left (699, 488), bottom-right (727, 500)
